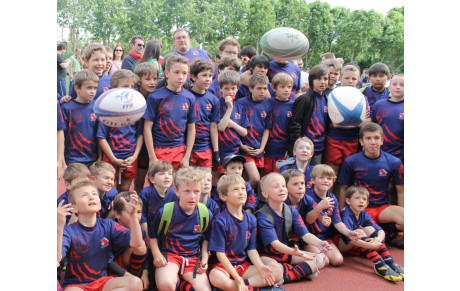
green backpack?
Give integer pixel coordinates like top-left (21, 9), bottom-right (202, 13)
top-left (256, 203), bottom-right (293, 240)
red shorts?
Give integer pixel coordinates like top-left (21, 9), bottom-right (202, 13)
top-left (212, 164), bottom-right (224, 174)
top-left (244, 156), bottom-right (264, 168)
top-left (191, 149), bottom-right (212, 168)
top-left (166, 253), bottom-right (198, 275)
top-left (102, 155), bottom-right (138, 180)
top-left (263, 157), bottom-right (284, 173)
top-left (322, 137), bottom-right (359, 165)
top-left (212, 261), bottom-right (252, 277)
top-left (155, 145), bottom-right (186, 169)
top-left (64, 276), bottom-right (113, 291)
top-left (365, 204), bottom-right (392, 223)
top-left (264, 253), bottom-right (290, 263)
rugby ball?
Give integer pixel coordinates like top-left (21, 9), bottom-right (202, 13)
top-left (93, 88), bottom-right (146, 127)
top-left (260, 27), bottom-right (309, 62)
top-left (327, 87), bottom-right (367, 126)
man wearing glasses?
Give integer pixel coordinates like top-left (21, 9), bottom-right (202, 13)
top-left (122, 35), bottom-right (144, 72)
top-left (173, 28), bottom-right (211, 63)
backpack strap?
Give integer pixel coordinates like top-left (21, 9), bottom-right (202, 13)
top-left (157, 202), bottom-right (175, 238)
top-left (256, 204), bottom-right (293, 239)
top-left (196, 202), bottom-right (209, 233)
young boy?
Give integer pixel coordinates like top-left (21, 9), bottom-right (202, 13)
top-left (340, 64), bottom-right (361, 88)
top-left (304, 164), bottom-right (361, 266)
top-left (143, 54), bottom-right (196, 170)
top-left (189, 58), bottom-right (221, 169)
top-left (199, 168), bottom-right (221, 217)
top-left (237, 73), bottom-right (272, 191)
top-left (371, 74), bottom-right (404, 164)
top-left (138, 161), bottom-right (177, 233)
top-left (97, 70), bottom-right (143, 191)
top-left (89, 161), bottom-right (118, 218)
top-left (149, 168), bottom-right (213, 291)
top-left (236, 55), bottom-right (274, 100)
top-left (278, 137), bottom-right (314, 191)
top-left (133, 62), bottom-right (160, 193)
top-left (288, 64), bottom-right (330, 166)
top-left (59, 180), bottom-right (144, 290)
top-left (257, 173), bottom-right (330, 283)
top-left (323, 59), bottom-right (342, 96)
top-left (70, 44), bottom-right (111, 100)
top-left (360, 62), bottom-right (391, 109)
top-left (337, 123), bottom-right (404, 246)
top-left (61, 70), bottom-right (101, 167)
top-left (239, 45), bottom-right (257, 73)
top-left (338, 186), bottom-right (403, 282)
top-left (268, 58), bottom-right (302, 98)
top-left (208, 56), bottom-right (242, 99)
top-left (208, 174), bottom-right (284, 291)
top-left (263, 73), bottom-right (294, 175)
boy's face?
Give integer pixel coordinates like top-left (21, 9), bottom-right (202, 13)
top-left (219, 181), bottom-right (247, 207)
top-left (311, 174), bottom-right (334, 193)
top-left (75, 80), bottom-right (98, 102)
top-left (369, 73), bottom-right (389, 91)
top-left (165, 62), bottom-right (189, 91)
top-left (139, 73), bottom-right (158, 95)
top-left (115, 203), bottom-right (143, 228)
top-left (202, 174), bottom-right (212, 195)
top-left (293, 141), bottom-right (313, 162)
top-left (224, 161), bottom-right (244, 176)
top-left (177, 181), bottom-right (202, 213)
top-left (241, 55), bottom-right (250, 66)
top-left (389, 76), bottom-right (404, 99)
top-left (359, 130), bottom-right (383, 158)
top-left (115, 77), bottom-right (136, 89)
top-left (220, 45), bottom-right (239, 57)
top-left (341, 70), bottom-right (359, 87)
top-left (72, 185), bottom-right (101, 214)
top-left (328, 66), bottom-right (340, 87)
top-left (191, 69), bottom-right (213, 92)
top-left (312, 74), bottom-right (328, 94)
top-left (252, 65), bottom-right (268, 76)
top-left (220, 84), bottom-right (238, 99)
top-left (92, 170), bottom-right (114, 194)
top-left (286, 175), bottom-right (306, 201)
top-left (105, 54), bottom-right (113, 71)
top-left (85, 51), bottom-right (107, 76)
top-left (249, 83), bottom-right (268, 102)
top-left (150, 170), bottom-right (173, 189)
top-left (261, 175), bottom-right (288, 203)
top-left (274, 83), bottom-right (292, 101)
top-left (346, 192), bottom-right (369, 213)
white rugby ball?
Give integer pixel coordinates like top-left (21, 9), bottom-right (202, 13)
top-left (94, 88), bottom-right (146, 127)
top-left (260, 27), bottom-right (309, 62)
top-left (327, 87), bottom-right (367, 126)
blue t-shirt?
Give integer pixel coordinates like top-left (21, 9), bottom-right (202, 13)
top-left (175, 48), bottom-right (211, 63)
top-left (306, 188), bottom-right (342, 239)
top-left (190, 90), bottom-right (220, 152)
top-left (304, 92), bottom-right (328, 153)
top-left (210, 181), bottom-right (256, 212)
top-left (279, 162), bottom-right (313, 191)
top-left (340, 206), bottom-right (382, 245)
top-left (268, 61), bottom-right (301, 94)
top-left (285, 194), bottom-right (317, 219)
top-left (138, 185), bottom-right (177, 227)
top-left (361, 86), bottom-right (390, 109)
top-left (57, 100), bottom-right (66, 130)
top-left (70, 74), bottom-right (111, 101)
top-left (96, 120), bottom-right (143, 159)
top-left (265, 97), bottom-right (293, 158)
top-left (207, 79), bottom-right (222, 99)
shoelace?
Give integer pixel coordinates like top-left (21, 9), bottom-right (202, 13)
top-left (315, 245), bottom-right (330, 273)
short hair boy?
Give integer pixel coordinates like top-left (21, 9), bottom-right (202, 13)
top-left (69, 44), bottom-right (111, 100)
top-left (143, 54), bottom-right (197, 169)
top-left (57, 162), bottom-right (91, 213)
top-left (323, 59), bottom-right (342, 96)
top-left (89, 161), bottom-right (118, 218)
top-left (360, 62), bottom-right (391, 108)
top-left (189, 58), bottom-right (221, 169)
top-left (208, 56), bottom-right (242, 98)
top-left (288, 64), bottom-right (330, 165)
top-left (148, 167), bottom-right (213, 291)
top-left (268, 57), bottom-right (302, 98)
top-left (197, 168), bottom-right (221, 217)
top-left (110, 69), bottom-right (139, 88)
top-left (341, 64), bottom-right (361, 87)
top-left (239, 45), bottom-right (257, 72)
top-left (338, 186), bottom-right (403, 282)
top-left (59, 180), bottom-right (144, 290)
top-left (103, 45), bottom-right (113, 76)
top-left (279, 137), bottom-right (315, 191)
top-left (61, 70), bottom-right (100, 167)
top-left (281, 169), bottom-right (317, 220)
top-left (208, 174), bottom-right (284, 291)
top-left (236, 55), bottom-right (273, 100)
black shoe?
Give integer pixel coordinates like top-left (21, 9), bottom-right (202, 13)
top-left (374, 264), bottom-right (403, 282)
top-left (387, 261), bottom-right (404, 279)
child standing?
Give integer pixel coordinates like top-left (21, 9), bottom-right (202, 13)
top-left (360, 62), bottom-right (391, 109)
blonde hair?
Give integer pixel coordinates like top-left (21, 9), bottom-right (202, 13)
top-left (324, 59), bottom-right (342, 73)
top-left (89, 161), bottom-right (115, 177)
top-left (293, 137), bottom-right (314, 155)
top-left (310, 164), bottom-right (337, 181)
top-left (260, 172), bottom-right (284, 192)
top-left (134, 62), bottom-right (159, 79)
top-left (147, 161), bottom-right (174, 185)
top-left (68, 180), bottom-right (98, 204)
top-left (217, 174), bottom-right (245, 196)
top-left (63, 163), bottom-right (91, 183)
top-left (341, 64), bottom-right (360, 75)
top-left (174, 167), bottom-right (204, 189)
top-left (110, 69), bottom-right (139, 88)
top-left (272, 72), bottom-right (293, 89)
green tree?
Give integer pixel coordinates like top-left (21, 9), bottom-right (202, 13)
top-left (376, 7), bottom-right (404, 74)
top-left (243, 0), bottom-right (278, 53)
top-left (57, 0), bottom-right (89, 52)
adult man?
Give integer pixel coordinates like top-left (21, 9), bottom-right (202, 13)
top-left (57, 42), bottom-right (71, 97)
top-left (68, 47), bottom-right (84, 92)
top-left (121, 35), bottom-right (144, 72)
top-left (172, 28), bottom-right (211, 62)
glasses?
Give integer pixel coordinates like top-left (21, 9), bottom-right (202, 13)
top-left (115, 49), bottom-right (123, 52)
top-left (174, 35), bottom-right (188, 40)
top-left (136, 43), bottom-right (144, 47)
top-left (224, 50), bottom-right (238, 56)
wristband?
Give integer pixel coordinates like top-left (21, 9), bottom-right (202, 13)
top-left (313, 208), bottom-right (320, 214)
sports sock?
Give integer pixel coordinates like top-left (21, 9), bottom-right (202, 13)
top-left (376, 243), bottom-right (395, 265)
top-left (128, 253), bottom-right (145, 275)
top-left (244, 279), bottom-right (261, 291)
top-left (282, 262), bottom-right (313, 282)
top-left (178, 281), bottom-right (195, 291)
top-left (359, 237), bottom-right (385, 268)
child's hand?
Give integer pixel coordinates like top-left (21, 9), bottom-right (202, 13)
top-left (316, 240), bottom-right (332, 253)
top-left (346, 230), bottom-right (361, 241)
top-left (320, 212), bottom-right (331, 227)
top-left (292, 245), bottom-right (314, 261)
top-left (240, 144), bottom-right (253, 154)
top-left (317, 197), bottom-right (335, 210)
top-left (179, 155), bottom-right (190, 168)
top-left (364, 239), bottom-right (382, 250)
top-left (248, 148), bottom-right (263, 157)
top-left (124, 157), bottom-right (136, 167)
top-left (148, 156), bottom-right (158, 167)
top-left (235, 276), bottom-right (249, 291)
top-left (257, 264), bottom-right (276, 286)
top-left (141, 270), bottom-right (150, 291)
top-left (59, 95), bottom-right (72, 104)
top-left (153, 254), bottom-right (168, 268)
top-left (57, 200), bottom-right (73, 227)
top-left (224, 95), bottom-right (234, 108)
top-left (120, 194), bottom-right (138, 217)
top-left (112, 158), bottom-right (126, 168)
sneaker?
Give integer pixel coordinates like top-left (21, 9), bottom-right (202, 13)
top-left (388, 262), bottom-right (404, 279)
top-left (374, 264), bottom-right (403, 282)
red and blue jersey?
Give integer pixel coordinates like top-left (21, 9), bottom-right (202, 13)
top-left (210, 181), bottom-right (257, 212)
top-left (256, 204), bottom-right (309, 259)
top-left (61, 218), bottom-right (131, 287)
top-left (208, 208), bottom-right (257, 266)
top-left (175, 48), bottom-right (211, 63)
top-left (305, 188), bottom-right (342, 239)
top-left (361, 86), bottom-right (390, 109)
top-left (304, 92), bottom-right (328, 153)
top-left (97, 120), bottom-right (143, 159)
top-left (217, 98), bottom-right (250, 161)
top-left (340, 206), bottom-right (382, 245)
top-left (236, 83), bottom-right (277, 101)
top-left (100, 188), bottom-right (118, 218)
top-left (208, 79), bottom-right (222, 99)
top-left (58, 100), bottom-right (66, 131)
top-left (149, 201), bottom-right (213, 257)
top-left (268, 61), bottom-right (301, 93)
top-left (265, 97), bottom-right (293, 158)
top-left (190, 90), bottom-right (220, 152)
top-left (279, 162), bottom-right (313, 191)
top-left (138, 185), bottom-right (177, 228)
top-left (371, 99), bottom-right (404, 164)
top-left (337, 151), bottom-right (404, 207)
top-left (70, 75), bottom-right (111, 100)
top-left (206, 196), bottom-right (221, 217)
top-left (61, 99), bottom-right (99, 166)
top-left (285, 194), bottom-right (317, 219)
top-left (143, 87), bottom-right (197, 148)
top-left (237, 96), bottom-right (273, 157)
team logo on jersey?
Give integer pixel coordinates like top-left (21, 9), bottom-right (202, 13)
top-left (234, 113), bottom-right (241, 119)
top-left (101, 237), bottom-right (109, 248)
top-left (103, 87), bottom-right (109, 92)
top-left (306, 181), bottom-right (312, 188)
top-left (182, 103), bottom-right (189, 110)
top-left (193, 225), bottom-right (201, 233)
top-left (287, 111), bottom-right (292, 117)
top-left (90, 113), bottom-right (96, 121)
top-left (261, 111), bottom-right (267, 118)
top-left (206, 103), bottom-right (212, 111)
top-left (324, 106), bottom-right (328, 113)
top-left (378, 169), bottom-right (388, 176)
top-left (193, 50), bottom-right (199, 56)
top-left (291, 72), bottom-right (297, 78)
top-left (399, 113), bottom-right (404, 120)
top-left (246, 231), bottom-right (251, 240)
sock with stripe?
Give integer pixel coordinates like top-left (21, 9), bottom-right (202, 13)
top-left (376, 243), bottom-right (395, 265)
top-left (128, 253), bottom-right (145, 275)
top-left (359, 237), bottom-right (385, 268)
top-left (178, 281), bottom-right (195, 291)
top-left (282, 262), bottom-right (313, 282)
top-left (243, 279), bottom-right (262, 291)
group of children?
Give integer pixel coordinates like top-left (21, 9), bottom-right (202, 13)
top-left (57, 41), bottom-right (404, 291)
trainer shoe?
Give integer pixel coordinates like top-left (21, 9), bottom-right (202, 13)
top-left (307, 271), bottom-right (318, 280)
top-left (374, 264), bottom-right (403, 282)
top-left (387, 262), bottom-right (404, 279)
